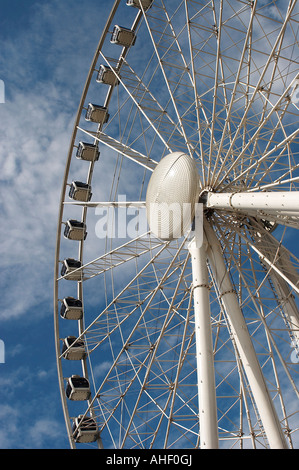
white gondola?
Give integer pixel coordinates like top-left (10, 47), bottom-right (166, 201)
top-left (69, 181), bottom-right (92, 202)
top-left (60, 297), bottom-right (83, 320)
top-left (61, 336), bottom-right (86, 361)
top-left (60, 258), bottom-right (82, 281)
top-left (126, 0), bottom-right (153, 10)
top-left (66, 375), bottom-right (91, 401)
top-left (72, 415), bottom-right (99, 444)
top-left (64, 219), bottom-right (87, 241)
top-left (96, 65), bottom-right (119, 86)
top-left (85, 103), bottom-right (109, 124)
top-left (110, 25), bottom-right (136, 47)
top-left (76, 142), bottom-right (100, 162)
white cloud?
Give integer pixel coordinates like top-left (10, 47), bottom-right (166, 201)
top-left (0, 0), bottom-right (112, 321)
top-left (0, 405), bottom-right (19, 448)
top-left (27, 418), bottom-right (64, 449)
top-left (0, 0), bottom-right (113, 448)
top-left (0, 402), bottom-right (66, 449)
top-left (0, 366), bottom-right (67, 448)
top-left (0, 90), bottom-right (72, 319)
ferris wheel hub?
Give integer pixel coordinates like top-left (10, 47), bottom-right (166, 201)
top-left (146, 152), bottom-right (200, 240)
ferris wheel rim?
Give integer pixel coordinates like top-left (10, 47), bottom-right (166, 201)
top-left (54, 0), bottom-right (125, 448)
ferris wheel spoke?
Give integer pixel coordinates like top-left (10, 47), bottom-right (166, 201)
top-left (58, 241), bottom-right (171, 362)
top-left (221, 127), bottom-right (299, 191)
top-left (86, 239), bottom-right (193, 446)
top-left (99, 53), bottom-right (172, 153)
top-left (241, 26), bottom-right (296, 187)
top-left (240, 222), bottom-right (299, 341)
top-left (61, 241), bottom-right (187, 366)
top-left (115, 55), bottom-right (191, 149)
top-left (206, 0), bottom-right (225, 184)
top-left (268, 269), bottom-right (299, 349)
top-left (142, 1), bottom-right (201, 158)
top-left (247, 171), bottom-right (299, 193)
top-left (116, 250), bottom-right (194, 447)
top-left (161, 293), bottom-right (195, 448)
top-left (59, 233), bottom-right (164, 282)
top-left (211, 1), bottom-right (298, 189)
top-left (183, 0), bottom-right (208, 184)
top-left (209, 0), bottom-right (258, 185)
top-left (84, 246), bottom-right (185, 358)
top-left (242, 227), bottom-right (299, 297)
top-left (77, 125), bottom-right (157, 171)
top-left (98, 53), bottom-right (182, 154)
top-left (214, 211), bottom-right (299, 354)
top-left (214, 77), bottom-right (298, 190)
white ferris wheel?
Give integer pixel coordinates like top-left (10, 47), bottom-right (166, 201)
top-left (54, 0), bottom-right (299, 449)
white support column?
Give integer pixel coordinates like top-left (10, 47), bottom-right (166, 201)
top-left (203, 220), bottom-right (288, 449)
top-left (189, 238), bottom-right (219, 449)
top-left (206, 191), bottom-right (299, 213)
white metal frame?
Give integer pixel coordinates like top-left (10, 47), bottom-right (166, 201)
top-left (189, 238), bottom-right (219, 449)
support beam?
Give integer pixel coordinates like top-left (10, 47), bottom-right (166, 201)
top-left (203, 220), bottom-right (288, 449)
top-left (206, 191), bottom-right (299, 213)
top-left (189, 238), bottom-right (219, 449)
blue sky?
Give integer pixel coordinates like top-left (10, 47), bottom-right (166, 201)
top-left (0, 0), bottom-right (115, 449)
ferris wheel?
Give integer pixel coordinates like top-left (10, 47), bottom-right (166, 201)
top-left (54, 0), bottom-right (299, 449)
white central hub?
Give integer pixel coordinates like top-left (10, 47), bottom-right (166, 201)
top-left (146, 152), bottom-right (200, 240)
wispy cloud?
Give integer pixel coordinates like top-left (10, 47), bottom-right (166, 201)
top-left (0, 403), bottom-right (67, 449)
top-left (0, 360), bottom-right (68, 448)
top-left (0, 0), bottom-right (110, 320)
top-left (0, 0), bottom-right (114, 448)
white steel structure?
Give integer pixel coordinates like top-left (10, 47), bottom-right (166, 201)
top-left (54, 0), bottom-right (299, 449)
